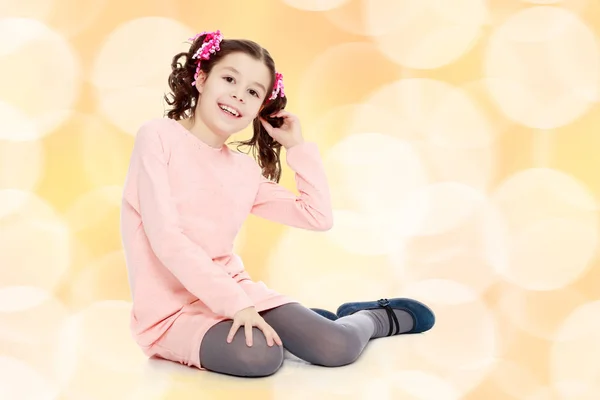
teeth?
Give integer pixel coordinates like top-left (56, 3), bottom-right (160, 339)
top-left (219, 104), bottom-right (239, 116)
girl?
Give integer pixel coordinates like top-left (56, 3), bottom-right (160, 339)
top-left (120, 30), bottom-right (435, 377)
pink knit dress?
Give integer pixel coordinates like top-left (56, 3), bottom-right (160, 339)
top-left (120, 117), bottom-right (333, 369)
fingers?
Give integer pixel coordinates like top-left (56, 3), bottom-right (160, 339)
top-left (227, 318), bottom-right (282, 348)
top-left (263, 324), bottom-right (275, 347)
top-left (270, 110), bottom-right (294, 119)
top-left (227, 321), bottom-right (240, 344)
top-left (245, 322), bottom-right (253, 347)
top-left (258, 321), bottom-right (282, 347)
top-left (272, 330), bottom-right (283, 347)
top-left (259, 118), bottom-right (274, 136)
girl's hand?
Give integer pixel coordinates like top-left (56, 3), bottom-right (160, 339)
top-left (260, 110), bottom-right (305, 149)
top-left (227, 306), bottom-right (283, 347)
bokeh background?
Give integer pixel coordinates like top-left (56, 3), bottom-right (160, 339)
top-left (2, 0), bottom-right (600, 398)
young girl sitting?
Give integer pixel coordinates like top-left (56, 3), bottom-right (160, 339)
top-left (120, 30), bottom-right (435, 377)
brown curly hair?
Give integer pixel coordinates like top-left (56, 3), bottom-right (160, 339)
top-left (164, 34), bottom-right (287, 182)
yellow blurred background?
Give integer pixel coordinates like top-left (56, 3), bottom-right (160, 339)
top-left (1, 0), bottom-right (600, 398)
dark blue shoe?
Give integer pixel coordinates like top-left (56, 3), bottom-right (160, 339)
top-left (310, 307), bottom-right (338, 321)
top-left (336, 298), bottom-right (435, 334)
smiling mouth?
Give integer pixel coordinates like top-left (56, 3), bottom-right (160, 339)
top-left (218, 103), bottom-right (242, 118)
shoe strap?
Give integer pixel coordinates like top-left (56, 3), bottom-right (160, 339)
top-left (377, 298), bottom-right (400, 336)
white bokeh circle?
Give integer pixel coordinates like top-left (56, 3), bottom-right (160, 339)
top-left (354, 78), bottom-right (496, 189)
top-left (0, 190), bottom-right (71, 292)
top-left (360, 78), bottom-right (495, 145)
top-left (490, 168), bottom-right (598, 290)
top-left (372, 0), bottom-right (488, 69)
top-left (507, 217), bottom-right (597, 290)
top-left (423, 144), bottom-right (495, 191)
top-left (324, 0), bottom-right (425, 37)
top-left (324, 132), bottom-right (428, 216)
top-left (0, 287), bottom-right (68, 344)
top-left (325, 209), bottom-right (403, 256)
top-left (550, 300), bottom-right (600, 399)
top-left (525, 387), bottom-right (563, 400)
top-left (496, 285), bottom-right (587, 341)
top-left (0, 0), bottom-right (55, 24)
top-left (0, 137), bottom-right (45, 192)
top-left (0, 286), bottom-right (54, 313)
top-left (0, 101), bottom-right (40, 141)
top-left (322, 132), bottom-right (435, 258)
top-left (266, 227), bottom-right (398, 311)
top-left (45, 0), bottom-right (107, 37)
top-left (484, 6), bottom-right (599, 129)
top-left (0, 287), bottom-right (73, 395)
top-left (297, 42), bottom-right (401, 119)
top-left (492, 168), bottom-right (597, 229)
top-left (0, 355), bottom-right (60, 400)
top-left (0, 0), bottom-right (108, 37)
top-left (302, 103), bottom-right (400, 149)
top-left (0, 18), bottom-right (80, 139)
top-left (282, 0), bottom-right (349, 11)
top-left (92, 17), bottom-right (194, 135)
top-left (393, 196), bottom-right (505, 296)
top-left (398, 182), bottom-right (487, 237)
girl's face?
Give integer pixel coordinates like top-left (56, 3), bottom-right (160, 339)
top-left (195, 52), bottom-right (272, 138)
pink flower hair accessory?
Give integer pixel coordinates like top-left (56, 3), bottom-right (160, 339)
top-left (269, 72), bottom-right (285, 101)
top-left (189, 30), bottom-right (224, 87)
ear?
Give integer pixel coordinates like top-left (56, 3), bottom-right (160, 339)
top-left (195, 71), bottom-right (207, 93)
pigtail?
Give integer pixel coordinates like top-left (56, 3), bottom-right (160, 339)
top-left (164, 32), bottom-right (217, 120)
top-left (164, 51), bottom-right (198, 120)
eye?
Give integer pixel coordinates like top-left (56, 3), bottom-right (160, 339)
top-left (223, 76), bottom-right (234, 83)
top-left (248, 89), bottom-right (259, 97)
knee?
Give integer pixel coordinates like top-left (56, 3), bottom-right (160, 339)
top-left (312, 329), bottom-right (363, 367)
top-left (236, 329), bottom-right (284, 377)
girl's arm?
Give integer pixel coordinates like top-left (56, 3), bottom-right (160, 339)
top-left (131, 126), bottom-right (254, 318)
top-left (250, 142), bottom-right (333, 231)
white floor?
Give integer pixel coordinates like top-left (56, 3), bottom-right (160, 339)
top-left (131, 333), bottom-right (480, 400)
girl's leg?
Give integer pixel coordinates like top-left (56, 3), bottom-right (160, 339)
top-left (260, 303), bottom-right (414, 367)
top-left (199, 320), bottom-right (284, 377)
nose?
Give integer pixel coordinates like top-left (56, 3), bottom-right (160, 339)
top-left (231, 91), bottom-right (245, 103)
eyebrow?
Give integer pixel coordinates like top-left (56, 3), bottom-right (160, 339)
top-left (222, 66), bottom-right (267, 93)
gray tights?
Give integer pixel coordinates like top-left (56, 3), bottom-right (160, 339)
top-left (198, 303), bottom-right (377, 377)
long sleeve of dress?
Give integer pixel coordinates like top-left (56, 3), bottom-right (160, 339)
top-left (133, 127), bottom-right (255, 318)
top-left (250, 142), bottom-right (334, 230)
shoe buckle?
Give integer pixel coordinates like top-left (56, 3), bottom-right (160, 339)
top-left (378, 298), bottom-right (390, 307)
